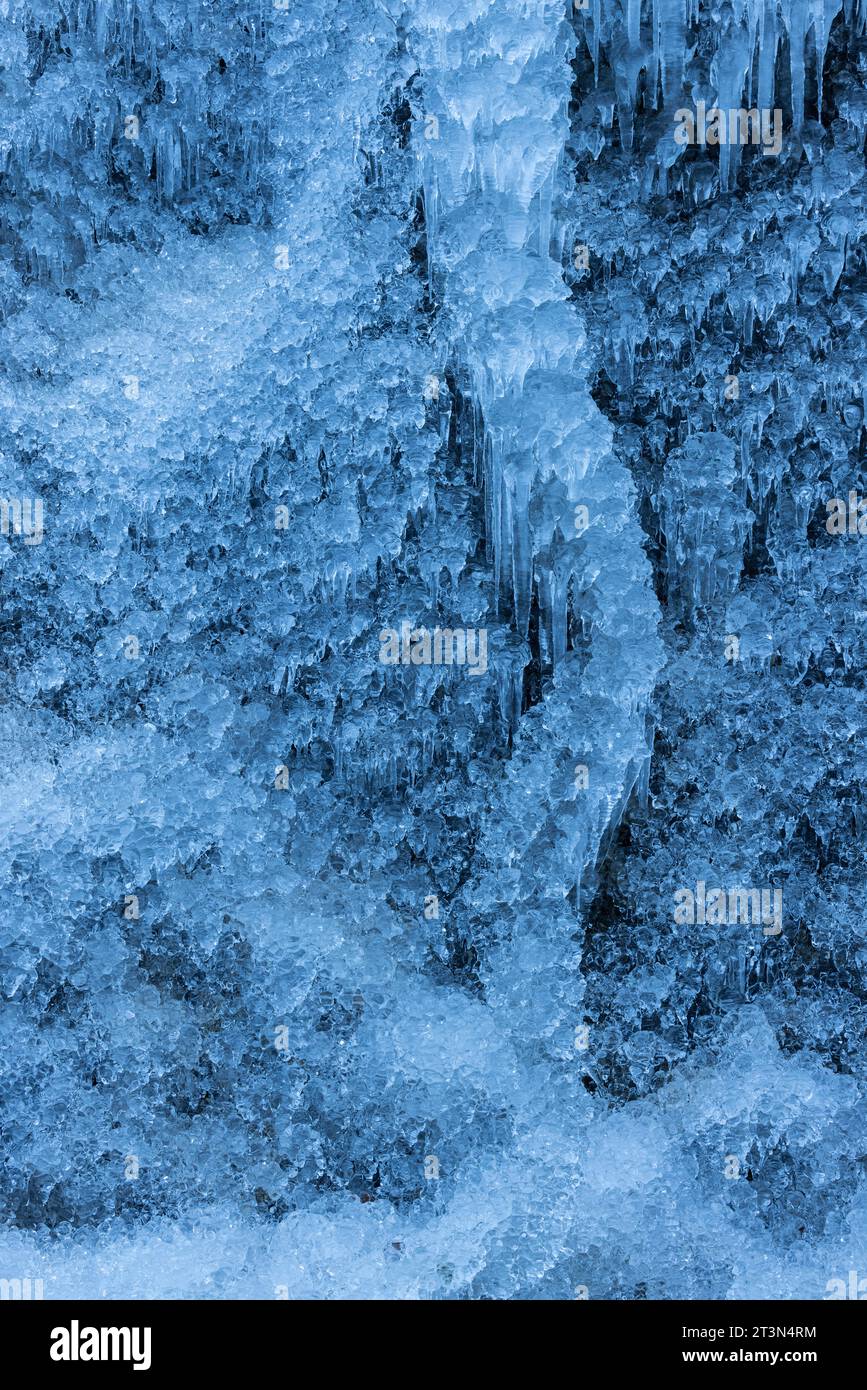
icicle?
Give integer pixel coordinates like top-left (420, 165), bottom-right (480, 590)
top-left (511, 472), bottom-right (533, 638)
top-left (784, 1), bottom-right (809, 133)
top-left (628, 0), bottom-right (642, 46)
top-left (659, 0), bottom-right (686, 103)
top-left (652, 0), bottom-right (662, 103)
top-left (536, 564), bottom-right (554, 669)
top-left (551, 560), bottom-right (571, 667)
top-left (711, 25), bottom-right (752, 192)
top-left (809, 0), bottom-right (844, 122)
top-left (592, 0), bottom-right (603, 79)
top-left (756, 0), bottom-right (778, 115)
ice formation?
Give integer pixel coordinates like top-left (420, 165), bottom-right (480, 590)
top-left (0, 0), bottom-right (864, 1300)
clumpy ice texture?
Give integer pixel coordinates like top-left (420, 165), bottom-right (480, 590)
top-left (0, 0), bottom-right (864, 1300)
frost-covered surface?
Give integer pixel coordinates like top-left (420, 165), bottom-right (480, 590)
top-left (0, 0), bottom-right (864, 1300)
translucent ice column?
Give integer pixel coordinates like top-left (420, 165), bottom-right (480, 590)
top-left (405, 0), bottom-right (663, 902)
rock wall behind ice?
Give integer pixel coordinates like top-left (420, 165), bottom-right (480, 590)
top-left (0, 0), bottom-right (865, 1300)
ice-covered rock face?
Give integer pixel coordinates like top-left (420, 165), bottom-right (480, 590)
top-left (0, 0), bottom-right (864, 1300)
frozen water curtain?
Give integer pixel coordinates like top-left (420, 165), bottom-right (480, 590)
top-left (0, 0), bottom-right (865, 1302)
